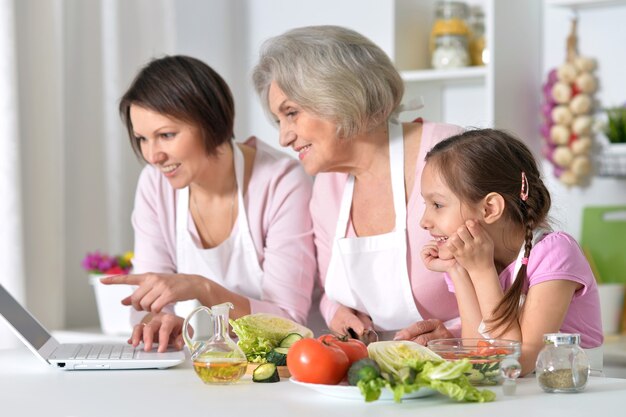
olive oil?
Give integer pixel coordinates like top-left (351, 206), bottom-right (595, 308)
top-left (193, 359), bottom-right (247, 384)
top-left (183, 303), bottom-right (249, 385)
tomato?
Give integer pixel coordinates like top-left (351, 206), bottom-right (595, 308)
top-left (287, 338), bottom-right (349, 385)
top-left (317, 334), bottom-right (368, 365)
top-left (470, 340), bottom-right (511, 357)
top-left (476, 340), bottom-right (491, 348)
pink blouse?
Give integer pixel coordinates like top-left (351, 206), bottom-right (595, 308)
top-left (444, 232), bottom-right (603, 348)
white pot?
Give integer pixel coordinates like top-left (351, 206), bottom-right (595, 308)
top-left (89, 274), bottom-right (134, 335)
top-left (595, 139), bottom-right (626, 177)
top-left (597, 283), bottom-right (626, 335)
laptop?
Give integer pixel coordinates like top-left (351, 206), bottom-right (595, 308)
top-left (0, 283), bottom-right (185, 370)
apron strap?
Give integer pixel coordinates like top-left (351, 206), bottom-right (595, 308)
top-left (333, 121), bottom-right (407, 238)
top-left (176, 187), bottom-right (190, 249)
top-left (232, 142), bottom-right (251, 235)
top-left (388, 121), bottom-right (406, 231)
top-left (334, 177), bottom-right (354, 239)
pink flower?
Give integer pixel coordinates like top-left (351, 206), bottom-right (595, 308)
top-left (81, 251), bottom-right (133, 274)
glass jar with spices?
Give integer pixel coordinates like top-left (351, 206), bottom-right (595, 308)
top-left (535, 333), bottom-right (590, 393)
top-left (468, 5), bottom-right (487, 66)
top-left (430, 1), bottom-right (470, 69)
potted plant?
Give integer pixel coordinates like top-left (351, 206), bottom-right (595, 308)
top-left (595, 104), bottom-right (626, 177)
top-left (81, 251), bottom-right (134, 335)
top-left (604, 105), bottom-right (626, 144)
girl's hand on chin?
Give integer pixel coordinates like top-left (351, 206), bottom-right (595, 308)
top-left (437, 242), bottom-right (456, 261)
top-left (421, 242), bottom-right (457, 272)
top-left (449, 220), bottom-right (495, 273)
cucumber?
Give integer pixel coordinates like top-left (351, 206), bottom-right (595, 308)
top-left (278, 333), bottom-right (303, 348)
top-left (252, 363), bottom-right (280, 383)
top-left (347, 358), bottom-right (381, 386)
top-left (266, 347), bottom-right (289, 366)
top-left (465, 368), bottom-right (485, 383)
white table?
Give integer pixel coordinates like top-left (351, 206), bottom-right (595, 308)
top-left (2, 332), bottom-right (626, 417)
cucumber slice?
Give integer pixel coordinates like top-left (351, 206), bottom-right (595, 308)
top-left (279, 333), bottom-right (303, 348)
top-left (252, 363), bottom-right (280, 383)
top-left (266, 348), bottom-right (288, 366)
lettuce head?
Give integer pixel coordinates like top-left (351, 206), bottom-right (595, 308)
top-left (367, 341), bottom-right (443, 378)
top-left (230, 313), bottom-right (312, 363)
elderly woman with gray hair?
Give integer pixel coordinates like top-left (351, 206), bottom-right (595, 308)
top-left (253, 25), bottom-right (464, 344)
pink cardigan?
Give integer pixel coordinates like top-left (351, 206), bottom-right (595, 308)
top-left (131, 137), bottom-right (316, 324)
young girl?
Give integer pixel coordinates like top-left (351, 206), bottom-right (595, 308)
top-left (419, 128), bottom-right (603, 374)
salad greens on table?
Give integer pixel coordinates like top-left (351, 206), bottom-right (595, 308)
top-left (230, 316), bottom-right (495, 404)
top-left (230, 313), bottom-right (312, 363)
top-left (358, 341), bottom-right (496, 403)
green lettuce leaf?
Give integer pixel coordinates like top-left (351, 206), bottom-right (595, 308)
top-left (230, 313), bottom-right (312, 363)
top-left (367, 341), bottom-right (443, 378)
top-left (419, 361), bottom-right (496, 402)
top-left (357, 377), bottom-right (387, 402)
top-left (360, 341), bottom-right (495, 404)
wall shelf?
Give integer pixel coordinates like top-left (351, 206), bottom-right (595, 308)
top-left (400, 66), bottom-right (487, 83)
top-left (546, 0), bottom-right (626, 9)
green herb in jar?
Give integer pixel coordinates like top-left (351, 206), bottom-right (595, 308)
top-left (538, 368), bottom-right (588, 389)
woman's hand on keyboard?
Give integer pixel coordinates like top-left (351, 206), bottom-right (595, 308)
top-left (129, 312), bottom-right (185, 353)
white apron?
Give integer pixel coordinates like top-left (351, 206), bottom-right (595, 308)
top-left (324, 121), bottom-right (423, 331)
top-left (174, 143), bottom-right (264, 320)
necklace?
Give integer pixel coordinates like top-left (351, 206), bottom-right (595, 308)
top-left (192, 180), bottom-right (237, 248)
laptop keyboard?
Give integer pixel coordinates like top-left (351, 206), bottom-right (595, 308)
top-left (70, 344), bottom-right (137, 360)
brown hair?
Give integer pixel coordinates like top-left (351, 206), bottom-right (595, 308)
top-left (119, 55), bottom-right (235, 160)
top-left (425, 128), bottom-right (552, 333)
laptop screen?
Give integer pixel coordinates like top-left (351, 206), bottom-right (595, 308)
top-left (0, 284), bottom-right (51, 350)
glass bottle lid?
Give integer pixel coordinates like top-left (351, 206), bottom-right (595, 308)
top-left (543, 333), bottom-right (581, 345)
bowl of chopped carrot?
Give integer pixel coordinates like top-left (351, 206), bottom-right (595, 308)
top-left (427, 338), bottom-right (521, 386)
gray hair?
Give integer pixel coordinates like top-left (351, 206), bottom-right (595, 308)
top-left (252, 25), bottom-right (404, 138)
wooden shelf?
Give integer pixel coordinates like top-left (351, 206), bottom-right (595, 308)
top-left (400, 66), bottom-right (487, 83)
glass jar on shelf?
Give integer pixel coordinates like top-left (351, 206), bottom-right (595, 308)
top-left (468, 5), bottom-right (488, 66)
top-left (535, 333), bottom-right (590, 393)
top-left (430, 0), bottom-right (470, 69)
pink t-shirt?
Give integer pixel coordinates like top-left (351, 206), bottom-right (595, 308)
top-left (444, 232), bottom-right (603, 348)
top-left (310, 121), bottom-right (464, 330)
top-left (131, 137), bottom-right (316, 325)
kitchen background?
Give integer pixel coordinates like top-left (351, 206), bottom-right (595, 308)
top-left (1, 0), bottom-right (624, 348)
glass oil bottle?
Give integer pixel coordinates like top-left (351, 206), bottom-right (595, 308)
top-left (183, 302), bottom-right (247, 384)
